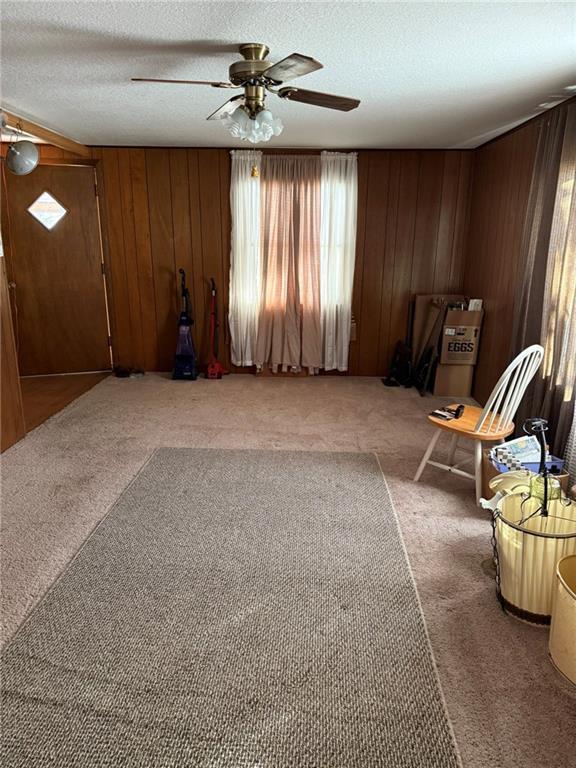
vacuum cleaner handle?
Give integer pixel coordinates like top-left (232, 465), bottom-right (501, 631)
top-left (209, 277), bottom-right (219, 356)
top-left (178, 268), bottom-right (193, 320)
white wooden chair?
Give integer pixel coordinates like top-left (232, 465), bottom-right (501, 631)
top-left (413, 344), bottom-right (544, 503)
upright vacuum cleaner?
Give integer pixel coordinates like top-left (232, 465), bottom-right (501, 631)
top-left (172, 269), bottom-right (197, 380)
top-left (206, 278), bottom-right (228, 379)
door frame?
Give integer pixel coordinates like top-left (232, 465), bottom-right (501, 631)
top-left (2, 158), bottom-right (115, 372)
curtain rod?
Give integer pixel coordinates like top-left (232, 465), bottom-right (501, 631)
top-left (229, 150), bottom-right (358, 157)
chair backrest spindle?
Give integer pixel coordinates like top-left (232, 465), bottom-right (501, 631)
top-left (475, 345), bottom-right (544, 436)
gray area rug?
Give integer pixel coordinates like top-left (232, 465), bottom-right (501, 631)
top-left (2, 449), bottom-right (461, 767)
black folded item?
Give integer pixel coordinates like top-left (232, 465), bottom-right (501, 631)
top-left (383, 341), bottom-right (412, 387)
top-left (430, 404), bottom-right (464, 421)
top-left (430, 408), bottom-right (455, 421)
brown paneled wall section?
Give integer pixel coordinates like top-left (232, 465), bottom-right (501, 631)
top-left (59, 147), bottom-right (472, 375)
top-left (26, 145), bottom-right (471, 375)
top-left (1, 259), bottom-right (26, 451)
top-left (463, 120), bottom-right (541, 404)
top-left (91, 147), bottom-right (233, 373)
top-left (351, 151), bottom-right (471, 376)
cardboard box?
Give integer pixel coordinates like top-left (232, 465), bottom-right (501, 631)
top-left (482, 448), bottom-right (570, 499)
top-left (433, 363), bottom-right (474, 397)
top-left (440, 309), bottom-right (484, 365)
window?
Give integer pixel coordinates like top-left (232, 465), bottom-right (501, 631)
top-left (229, 150), bottom-right (358, 373)
top-left (27, 192), bottom-right (67, 230)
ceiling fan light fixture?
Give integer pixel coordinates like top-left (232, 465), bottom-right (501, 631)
top-left (223, 106), bottom-right (251, 138)
top-left (256, 109), bottom-right (284, 138)
top-left (222, 105), bottom-right (283, 144)
top-left (133, 42), bottom-right (359, 140)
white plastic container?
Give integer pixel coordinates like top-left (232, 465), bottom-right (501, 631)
top-left (549, 555), bottom-right (576, 685)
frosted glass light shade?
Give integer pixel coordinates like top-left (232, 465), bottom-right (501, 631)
top-left (224, 107), bottom-right (251, 139)
top-left (223, 106), bottom-right (284, 144)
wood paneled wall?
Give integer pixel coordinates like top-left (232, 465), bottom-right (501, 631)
top-left (5, 144), bottom-right (472, 377)
top-left (92, 147), bottom-right (232, 373)
top-left (93, 147), bottom-right (472, 375)
top-left (351, 151), bottom-right (472, 375)
top-left (463, 120), bottom-right (541, 403)
top-left (1, 258), bottom-right (25, 451)
top-left (1, 152), bottom-right (26, 451)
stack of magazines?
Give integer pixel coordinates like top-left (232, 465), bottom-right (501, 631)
top-left (490, 435), bottom-right (563, 473)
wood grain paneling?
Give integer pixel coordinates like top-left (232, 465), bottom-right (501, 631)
top-left (92, 146), bottom-right (473, 375)
top-left (351, 150), bottom-right (472, 376)
top-left (11, 145), bottom-right (472, 376)
top-left (129, 149), bottom-right (157, 371)
top-left (92, 147), bottom-right (133, 368)
top-left (198, 150), bottom-right (227, 366)
top-left (463, 120), bottom-right (541, 403)
top-left (1, 259), bottom-right (26, 452)
top-left (90, 147), bottom-right (235, 372)
top-left (147, 148), bottom-right (177, 371)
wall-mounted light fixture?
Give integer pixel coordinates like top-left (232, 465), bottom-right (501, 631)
top-left (2, 113), bottom-right (40, 176)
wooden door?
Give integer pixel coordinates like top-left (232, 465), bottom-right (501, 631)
top-left (4, 165), bottom-right (111, 374)
top-left (1, 259), bottom-right (25, 451)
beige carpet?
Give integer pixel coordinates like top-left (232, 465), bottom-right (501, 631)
top-left (2, 374), bottom-right (575, 767)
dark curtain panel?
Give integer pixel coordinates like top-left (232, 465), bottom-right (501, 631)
top-left (512, 102), bottom-right (576, 454)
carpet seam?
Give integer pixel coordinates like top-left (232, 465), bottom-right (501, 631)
top-left (1, 448), bottom-right (159, 652)
top-left (373, 450), bottom-right (465, 768)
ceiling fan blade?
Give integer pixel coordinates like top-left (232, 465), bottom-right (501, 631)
top-left (277, 87), bottom-right (360, 112)
top-left (264, 53), bottom-right (323, 83)
top-left (132, 78), bottom-right (237, 89)
top-left (206, 95), bottom-right (244, 120)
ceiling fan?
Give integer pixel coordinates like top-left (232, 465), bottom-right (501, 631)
top-left (132, 43), bottom-right (360, 143)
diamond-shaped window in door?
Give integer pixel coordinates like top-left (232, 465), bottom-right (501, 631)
top-left (27, 191), bottom-right (67, 230)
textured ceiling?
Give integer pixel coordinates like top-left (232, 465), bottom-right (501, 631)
top-left (2, 1), bottom-right (575, 149)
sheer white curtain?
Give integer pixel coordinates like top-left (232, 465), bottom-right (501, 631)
top-left (320, 152), bottom-right (358, 371)
top-left (229, 150), bottom-right (262, 366)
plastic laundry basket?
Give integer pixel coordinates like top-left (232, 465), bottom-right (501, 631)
top-left (549, 554), bottom-right (576, 685)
